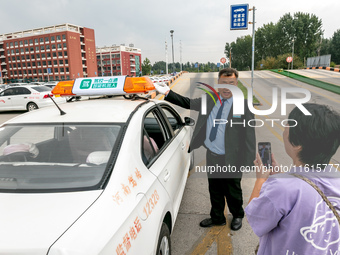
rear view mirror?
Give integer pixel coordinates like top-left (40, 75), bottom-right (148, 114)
top-left (184, 117), bottom-right (195, 126)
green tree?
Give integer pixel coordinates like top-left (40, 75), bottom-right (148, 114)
top-left (292, 12), bottom-right (323, 58)
top-left (228, 35), bottom-right (252, 71)
top-left (142, 58), bottom-right (152, 75)
top-left (152, 61), bottom-right (166, 74)
top-left (320, 38), bottom-right (331, 56)
top-left (330, 29), bottom-right (340, 64)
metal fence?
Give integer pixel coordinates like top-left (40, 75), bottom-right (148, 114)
top-left (306, 55), bottom-right (331, 68)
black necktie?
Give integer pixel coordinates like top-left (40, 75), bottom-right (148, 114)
top-left (209, 99), bottom-right (227, 142)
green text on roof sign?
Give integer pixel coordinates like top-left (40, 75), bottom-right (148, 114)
top-left (80, 78), bottom-right (118, 89)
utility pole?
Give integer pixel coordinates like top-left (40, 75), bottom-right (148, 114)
top-left (180, 40), bottom-right (182, 72)
top-left (170, 30), bottom-right (174, 74)
top-left (292, 37), bottom-right (295, 70)
top-left (165, 39), bottom-right (168, 75)
top-left (249, 6), bottom-right (256, 96)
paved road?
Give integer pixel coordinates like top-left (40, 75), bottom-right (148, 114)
top-left (1, 71), bottom-right (339, 255)
top-left (154, 71), bottom-right (340, 255)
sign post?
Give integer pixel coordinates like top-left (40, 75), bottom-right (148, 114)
top-left (230, 4), bottom-right (255, 98)
top-left (286, 56), bottom-right (293, 76)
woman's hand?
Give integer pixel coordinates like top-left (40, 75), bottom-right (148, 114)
top-left (254, 152), bottom-right (271, 180)
top-left (270, 153), bottom-right (280, 175)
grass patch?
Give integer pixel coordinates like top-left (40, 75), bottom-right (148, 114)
top-left (271, 69), bottom-right (340, 95)
top-left (238, 80), bottom-right (260, 104)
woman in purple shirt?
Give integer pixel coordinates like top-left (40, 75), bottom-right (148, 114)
top-left (246, 103), bottom-right (340, 255)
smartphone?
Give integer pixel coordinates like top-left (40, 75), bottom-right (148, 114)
top-left (258, 142), bottom-right (272, 167)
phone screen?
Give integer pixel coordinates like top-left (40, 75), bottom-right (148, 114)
top-left (258, 142), bottom-right (272, 167)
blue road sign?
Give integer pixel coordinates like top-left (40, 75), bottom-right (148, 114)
top-left (47, 68), bottom-right (51, 74)
top-left (151, 70), bottom-right (153, 74)
top-left (217, 63), bottom-right (220, 68)
top-left (230, 4), bottom-right (249, 30)
top-left (161, 70), bottom-right (164, 74)
top-left (0, 71), bottom-right (1, 77)
top-left (95, 72), bottom-right (97, 75)
top-left (195, 63), bottom-right (198, 68)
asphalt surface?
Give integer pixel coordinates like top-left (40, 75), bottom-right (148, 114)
top-left (154, 71), bottom-right (340, 255)
top-left (0, 70), bottom-right (339, 255)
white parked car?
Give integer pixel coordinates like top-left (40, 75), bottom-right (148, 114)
top-left (0, 85), bottom-right (66, 111)
top-left (29, 82), bottom-right (46, 85)
top-left (0, 86), bottom-right (194, 254)
top-left (150, 77), bottom-right (166, 86)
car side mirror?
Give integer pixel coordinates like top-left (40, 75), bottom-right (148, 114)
top-left (184, 117), bottom-right (195, 126)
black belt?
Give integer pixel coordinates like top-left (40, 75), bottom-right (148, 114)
top-left (207, 149), bottom-right (225, 157)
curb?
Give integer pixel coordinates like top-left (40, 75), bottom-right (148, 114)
top-left (305, 66), bottom-right (340, 72)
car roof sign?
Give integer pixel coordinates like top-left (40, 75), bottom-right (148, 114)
top-left (52, 76), bottom-right (155, 96)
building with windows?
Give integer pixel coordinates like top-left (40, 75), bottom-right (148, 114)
top-left (96, 45), bottom-right (142, 77)
top-left (0, 23), bottom-right (96, 83)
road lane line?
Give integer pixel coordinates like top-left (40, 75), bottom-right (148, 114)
top-left (217, 226), bottom-right (233, 255)
top-left (158, 78), bottom-right (182, 100)
top-left (189, 226), bottom-right (227, 255)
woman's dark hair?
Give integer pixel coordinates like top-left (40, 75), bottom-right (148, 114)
top-left (288, 103), bottom-right (340, 166)
top-left (218, 68), bottom-right (238, 79)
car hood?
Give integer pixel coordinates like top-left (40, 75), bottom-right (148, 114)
top-left (0, 190), bottom-right (102, 255)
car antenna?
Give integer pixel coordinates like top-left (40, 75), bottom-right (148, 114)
top-left (48, 94), bottom-right (66, 115)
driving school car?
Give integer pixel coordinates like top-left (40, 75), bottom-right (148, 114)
top-left (0, 76), bottom-right (194, 255)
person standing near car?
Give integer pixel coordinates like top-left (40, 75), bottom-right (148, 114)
top-left (246, 104), bottom-right (340, 254)
top-left (154, 68), bottom-right (256, 231)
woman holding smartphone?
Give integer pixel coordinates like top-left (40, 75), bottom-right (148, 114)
top-left (245, 103), bottom-right (340, 255)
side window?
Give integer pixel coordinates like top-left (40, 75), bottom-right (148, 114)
top-left (20, 88), bottom-right (31, 95)
top-left (4, 89), bottom-right (15, 96)
top-left (161, 107), bottom-right (183, 135)
top-left (16, 88), bottom-right (31, 95)
top-left (142, 110), bottom-right (169, 165)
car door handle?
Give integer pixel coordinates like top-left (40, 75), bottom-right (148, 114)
top-left (164, 169), bottom-right (171, 182)
top-left (181, 142), bottom-right (185, 150)
top-left (7, 98), bottom-right (11, 100)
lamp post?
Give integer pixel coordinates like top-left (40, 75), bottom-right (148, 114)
top-left (229, 47), bottom-right (232, 68)
top-left (170, 30), bottom-right (174, 75)
top-left (292, 38), bottom-right (295, 70)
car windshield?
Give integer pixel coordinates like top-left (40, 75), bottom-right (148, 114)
top-left (0, 123), bottom-right (121, 192)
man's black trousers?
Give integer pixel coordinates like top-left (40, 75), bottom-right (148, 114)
top-left (206, 149), bottom-right (244, 224)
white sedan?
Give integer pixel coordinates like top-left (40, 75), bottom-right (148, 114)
top-left (0, 96), bottom-right (194, 254)
top-left (0, 85), bottom-right (66, 112)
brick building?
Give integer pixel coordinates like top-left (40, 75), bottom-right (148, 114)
top-left (96, 45), bottom-right (142, 77)
top-left (0, 23), bottom-right (96, 83)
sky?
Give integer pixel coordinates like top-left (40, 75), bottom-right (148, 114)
top-left (0, 0), bottom-right (339, 65)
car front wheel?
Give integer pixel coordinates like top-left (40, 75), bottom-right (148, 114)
top-left (27, 102), bottom-right (38, 112)
top-left (156, 222), bottom-right (171, 255)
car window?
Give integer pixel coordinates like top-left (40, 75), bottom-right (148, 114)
top-left (33, 86), bottom-right (52, 92)
top-left (16, 87), bottom-right (31, 95)
top-left (161, 107), bottom-right (183, 135)
top-left (142, 110), bottom-right (170, 166)
top-left (0, 123), bottom-right (121, 192)
top-left (3, 89), bottom-right (15, 96)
